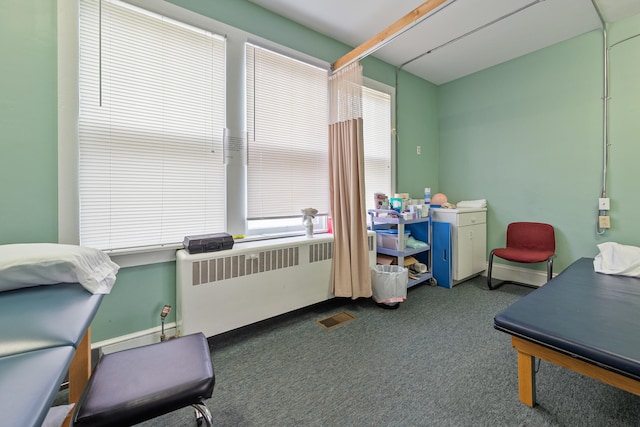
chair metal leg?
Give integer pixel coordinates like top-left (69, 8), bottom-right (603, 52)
top-left (488, 250), bottom-right (550, 290)
top-left (487, 250), bottom-right (497, 290)
top-left (192, 403), bottom-right (213, 427)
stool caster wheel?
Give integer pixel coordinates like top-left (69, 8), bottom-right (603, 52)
top-left (193, 404), bottom-right (212, 426)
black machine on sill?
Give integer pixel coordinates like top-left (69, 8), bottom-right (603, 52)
top-left (183, 233), bottom-right (234, 254)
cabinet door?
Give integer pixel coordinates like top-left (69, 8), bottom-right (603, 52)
top-left (455, 226), bottom-right (472, 280)
top-left (455, 223), bottom-right (486, 280)
top-left (470, 223), bottom-right (487, 275)
top-left (432, 222), bottom-right (452, 288)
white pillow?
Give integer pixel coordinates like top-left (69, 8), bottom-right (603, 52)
top-left (593, 242), bottom-right (640, 277)
top-left (0, 243), bottom-right (119, 294)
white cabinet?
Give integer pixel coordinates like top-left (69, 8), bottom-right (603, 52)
top-left (432, 208), bottom-right (486, 287)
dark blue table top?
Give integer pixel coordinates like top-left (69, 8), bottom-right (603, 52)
top-left (0, 282), bottom-right (104, 426)
top-left (494, 257), bottom-right (640, 379)
top-left (0, 282), bottom-right (103, 357)
top-left (0, 347), bottom-right (76, 427)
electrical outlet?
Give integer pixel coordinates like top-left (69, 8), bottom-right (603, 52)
top-left (598, 198), bottom-right (610, 210)
top-left (416, 145), bottom-right (421, 155)
top-left (160, 304), bottom-right (171, 319)
top-left (599, 215), bottom-right (611, 229)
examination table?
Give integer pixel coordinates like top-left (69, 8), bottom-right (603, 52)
top-left (0, 282), bottom-right (103, 426)
top-left (494, 257), bottom-right (640, 406)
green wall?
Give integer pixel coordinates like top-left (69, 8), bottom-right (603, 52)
top-left (91, 262), bottom-right (176, 338)
top-left (396, 71), bottom-right (440, 198)
top-left (437, 15), bottom-right (640, 272)
top-left (0, 0), bottom-right (438, 342)
top-left (0, 0), bottom-right (58, 244)
top-left (6, 0), bottom-right (636, 342)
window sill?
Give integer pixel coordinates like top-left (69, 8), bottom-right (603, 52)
top-left (107, 232), bottom-right (332, 268)
top-left (107, 244), bottom-right (183, 268)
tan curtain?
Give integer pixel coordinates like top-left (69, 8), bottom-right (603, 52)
top-left (329, 62), bottom-right (372, 299)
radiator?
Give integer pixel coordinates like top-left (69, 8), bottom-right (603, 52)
top-left (176, 232), bottom-right (376, 337)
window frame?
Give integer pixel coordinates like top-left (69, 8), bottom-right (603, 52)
top-left (244, 41), bottom-right (330, 237)
top-left (59, 0), bottom-right (243, 267)
top-left (59, 0), bottom-right (332, 266)
top-left (363, 77), bottom-right (397, 212)
top-left (76, 0), bottom-right (228, 252)
top-left (58, 0), bottom-right (392, 267)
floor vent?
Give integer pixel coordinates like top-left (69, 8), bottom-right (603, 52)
top-left (317, 311), bottom-right (355, 330)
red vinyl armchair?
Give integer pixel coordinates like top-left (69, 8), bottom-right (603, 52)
top-left (487, 222), bottom-right (555, 290)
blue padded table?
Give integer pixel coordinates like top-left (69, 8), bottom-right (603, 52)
top-left (0, 347), bottom-right (76, 427)
top-left (494, 257), bottom-right (640, 406)
top-left (0, 283), bottom-right (103, 427)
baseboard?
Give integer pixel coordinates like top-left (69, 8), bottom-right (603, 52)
top-left (480, 262), bottom-right (553, 288)
top-left (92, 322), bottom-right (178, 355)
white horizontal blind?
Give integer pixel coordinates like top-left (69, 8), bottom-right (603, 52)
top-left (78, 0), bottom-right (226, 250)
top-left (246, 43), bottom-right (329, 219)
top-left (363, 86), bottom-right (392, 212)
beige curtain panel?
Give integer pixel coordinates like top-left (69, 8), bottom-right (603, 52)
top-left (329, 62), bottom-right (372, 299)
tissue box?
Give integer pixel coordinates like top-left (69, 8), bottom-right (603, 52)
top-left (390, 197), bottom-right (408, 212)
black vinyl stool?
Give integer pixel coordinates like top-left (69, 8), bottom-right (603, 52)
top-left (71, 332), bottom-right (215, 427)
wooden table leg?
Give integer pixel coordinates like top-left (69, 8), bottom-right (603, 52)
top-left (63, 327), bottom-right (92, 427)
top-left (516, 345), bottom-right (536, 407)
top-left (511, 335), bottom-right (640, 406)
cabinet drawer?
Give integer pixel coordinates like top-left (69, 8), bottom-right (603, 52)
top-left (458, 211), bottom-right (486, 227)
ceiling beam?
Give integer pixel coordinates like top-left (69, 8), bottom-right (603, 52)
top-left (331, 0), bottom-right (450, 72)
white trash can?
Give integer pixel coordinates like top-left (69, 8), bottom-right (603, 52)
top-left (371, 265), bottom-right (408, 308)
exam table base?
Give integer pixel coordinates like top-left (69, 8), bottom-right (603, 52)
top-left (511, 336), bottom-right (640, 407)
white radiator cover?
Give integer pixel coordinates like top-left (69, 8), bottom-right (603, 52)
top-left (177, 233), bottom-right (376, 337)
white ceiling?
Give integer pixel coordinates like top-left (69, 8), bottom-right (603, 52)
top-left (248, 0), bottom-right (640, 84)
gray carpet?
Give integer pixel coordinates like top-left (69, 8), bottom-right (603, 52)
top-left (60, 277), bottom-right (640, 426)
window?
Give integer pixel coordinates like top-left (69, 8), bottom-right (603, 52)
top-left (68, 0), bottom-right (392, 260)
top-left (362, 81), bottom-right (394, 213)
top-left (245, 43), bottom-right (329, 235)
top-left (78, 0), bottom-right (226, 250)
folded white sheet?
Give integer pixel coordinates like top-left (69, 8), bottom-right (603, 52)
top-left (593, 242), bottom-right (640, 277)
top-left (456, 199), bottom-right (487, 208)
